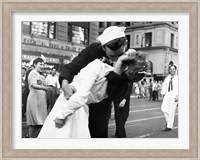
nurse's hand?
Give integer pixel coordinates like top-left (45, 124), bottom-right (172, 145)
top-left (54, 118), bottom-right (65, 128)
top-left (62, 79), bottom-right (77, 99)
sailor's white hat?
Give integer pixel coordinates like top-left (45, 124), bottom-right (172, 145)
top-left (97, 26), bottom-right (126, 45)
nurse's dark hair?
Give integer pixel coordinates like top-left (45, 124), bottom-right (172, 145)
top-left (33, 57), bottom-right (44, 65)
top-left (120, 52), bottom-right (149, 82)
top-left (103, 37), bottom-right (127, 50)
top-left (122, 52), bottom-right (146, 66)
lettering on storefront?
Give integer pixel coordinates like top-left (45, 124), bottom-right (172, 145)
top-left (22, 35), bottom-right (85, 53)
top-left (23, 55), bottom-right (38, 60)
top-left (22, 55), bottom-right (60, 64)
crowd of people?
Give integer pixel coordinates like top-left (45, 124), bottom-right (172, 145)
top-left (22, 26), bottom-right (178, 138)
top-left (133, 79), bottom-right (163, 101)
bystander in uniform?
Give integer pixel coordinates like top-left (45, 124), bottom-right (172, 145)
top-left (161, 63), bottom-right (178, 131)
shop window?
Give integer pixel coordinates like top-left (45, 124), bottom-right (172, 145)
top-left (170, 33), bottom-right (174, 48)
top-left (115, 22), bottom-right (121, 26)
top-left (22, 22), bottom-right (31, 34)
top-left (99, 22), bottom-right (104, 28)
top-left (48, 22), bottom-right (56, 39)
top-left (30, 22), bottom-right (56, 39)
top-left (107, 22), bottom-right (111, 27)
top-left (145, 32), bottom-right (152, 47)
top-left (125, 22), bottom-right (131, 26)
top-left (136, 35), bottom-right (139, 45)
top-left (68, 23), bottom-right (89, 45)
top-left (126, 35), bottom-right (130, 49)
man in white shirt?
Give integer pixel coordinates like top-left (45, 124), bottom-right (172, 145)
top-left (46, 68), bottom-right (60, 88)
top-left (161, 64), bottom-right (178, 131)
top-left (152, 80), bottom-right (158, 101)
top-left (45, 68), bottom-right (60, 113)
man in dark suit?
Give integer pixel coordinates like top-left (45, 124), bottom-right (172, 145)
top-left (59, 26), bottom-right (134, 138)
top-left (113, 83), bottom-right (133, 138)
top-left (112, 52), bottom-right (151, 138)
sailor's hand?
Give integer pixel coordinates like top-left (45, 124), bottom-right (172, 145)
top-left (119, 99), bottom-right (126, 108)
top-left (125, 49), bottom-right (137, 58)
top-left (61, 80), bottom-right (77, 99)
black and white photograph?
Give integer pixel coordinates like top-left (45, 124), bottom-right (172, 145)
top-left (1, 1), bottom-right (199, 159)
top-left (21, 21), bottom-right (179, 139)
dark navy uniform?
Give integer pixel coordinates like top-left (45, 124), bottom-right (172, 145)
top-left (59, 43), bottom-right (126, 138)
top-left (113, 83), bottom-right (133, 138)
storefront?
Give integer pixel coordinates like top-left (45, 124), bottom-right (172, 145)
top-left (22, 51), bottom-right (71, 74)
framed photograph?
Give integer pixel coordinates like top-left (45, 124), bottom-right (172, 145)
top-left (1, 0), bottom-right (198, 159)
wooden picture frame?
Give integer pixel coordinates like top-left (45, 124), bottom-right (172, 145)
top-left (1, 0), bottom-right (198, 159)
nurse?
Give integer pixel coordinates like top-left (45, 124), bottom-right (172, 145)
top-left (38, 51), bottom-right (150, 138)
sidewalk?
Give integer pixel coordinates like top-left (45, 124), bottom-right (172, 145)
top-left (145, 128), bottom-right (178, 138)
top-left (109, 97), bottom-right (178, 138)
top-left (135, 128), bottom-right (178, 138)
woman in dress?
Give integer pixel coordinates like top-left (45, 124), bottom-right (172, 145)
top-left (26, 57), bottom-right (51, 138)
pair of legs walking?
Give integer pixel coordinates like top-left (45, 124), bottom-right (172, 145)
top-left (161, 94), bottom-right (178, 130)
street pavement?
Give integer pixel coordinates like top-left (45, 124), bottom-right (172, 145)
top-left (108, 95), bottom-right (178, 138)
top-left (22, 95), bottom-right (178, 138)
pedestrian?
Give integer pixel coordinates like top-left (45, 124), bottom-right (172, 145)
top-left (26, 57), bottom-right (51, 138)
top-left (161, 64), bottom-right (178, 131)
top-left (38, 52), bottom-right (149, 138)
top-left (152, 80), bottom-right (158, 101)
top-left (140, 81), bottom-right (146, 98)
top-left (58, 26), bottom-right (133, 138)
top-left (22, 67), bottom-right (27, 120)
top-left (134, 82), bottom-right (140, 98)
top-left (143, 78), bottom-right (147, 98)
top-left (157, 81), bottom-right (163, 102)
top-left (113, 83), bottom-right (133, 138)
top-left (45, 67), bottom-right (60, 113)
top-left (22, 64), bottom-right (34, 120)
top-left (148, 79), bottom-right (153, 101)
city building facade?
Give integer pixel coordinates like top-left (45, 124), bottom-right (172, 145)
top-left (22, 21), bottom-right (178, 80)
top-left (99, 22), bottom-right (179, 80)
top-left (22, 22), bottom-right (99, 72)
